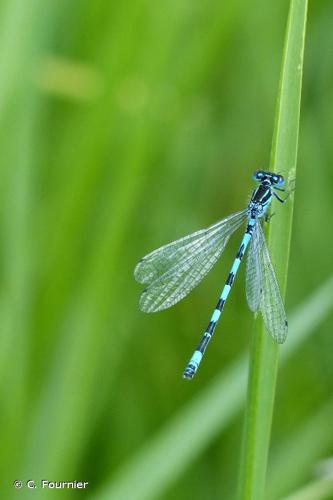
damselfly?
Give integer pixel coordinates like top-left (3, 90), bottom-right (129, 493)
top-left (134, 171), bottom-right (289, 380)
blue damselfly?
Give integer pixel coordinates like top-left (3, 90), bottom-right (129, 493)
top-left (135, 171), bottom-right (289, 379)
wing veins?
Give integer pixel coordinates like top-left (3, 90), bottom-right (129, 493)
top-left (138, 210), bottom-right (247, 312)
top-left (256, 222), bottom-right (288, 343)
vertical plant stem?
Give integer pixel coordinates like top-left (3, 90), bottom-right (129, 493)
top-left (238, 1), bottom-right (308, 499)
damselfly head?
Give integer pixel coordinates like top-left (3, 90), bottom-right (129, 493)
top-left (253, 170), bottom-right (285, 187)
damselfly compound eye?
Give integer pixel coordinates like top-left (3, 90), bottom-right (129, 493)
top-left (275, 175), bottom-right (285, 187)
top-left (253, 170), bottom-right (264, 181)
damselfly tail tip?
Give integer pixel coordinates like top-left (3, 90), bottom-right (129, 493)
top-left (183, 364), bottom-right (196, 380)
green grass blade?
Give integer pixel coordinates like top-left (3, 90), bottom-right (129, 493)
top-left (237, 0), bottom-right (308, 498)
top-left (90, 274), bottom-right (333, 500)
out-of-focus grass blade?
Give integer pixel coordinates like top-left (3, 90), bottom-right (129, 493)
top-left (0, 1), bottom-right (65, 491)
top-left (91, 275), bottom-right (333, 500)
top-left (267, 399), bottom-right (333, 499)
top-left (282, 478), bottom-right (333, 500)
top-left (0, 0), bottom-right (54, 120)
top-left (0, 96), bottom-right (40, 491)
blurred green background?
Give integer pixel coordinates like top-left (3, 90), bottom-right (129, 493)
top-left (0, 0), bottom-right (332, 499)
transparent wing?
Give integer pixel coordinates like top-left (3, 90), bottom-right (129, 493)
top-left (245, 221), bottom-right (262, 312)
top-left (256, 222), bottom-right (288, 343)
top-left (135, 210), bottom-right (247, 312)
